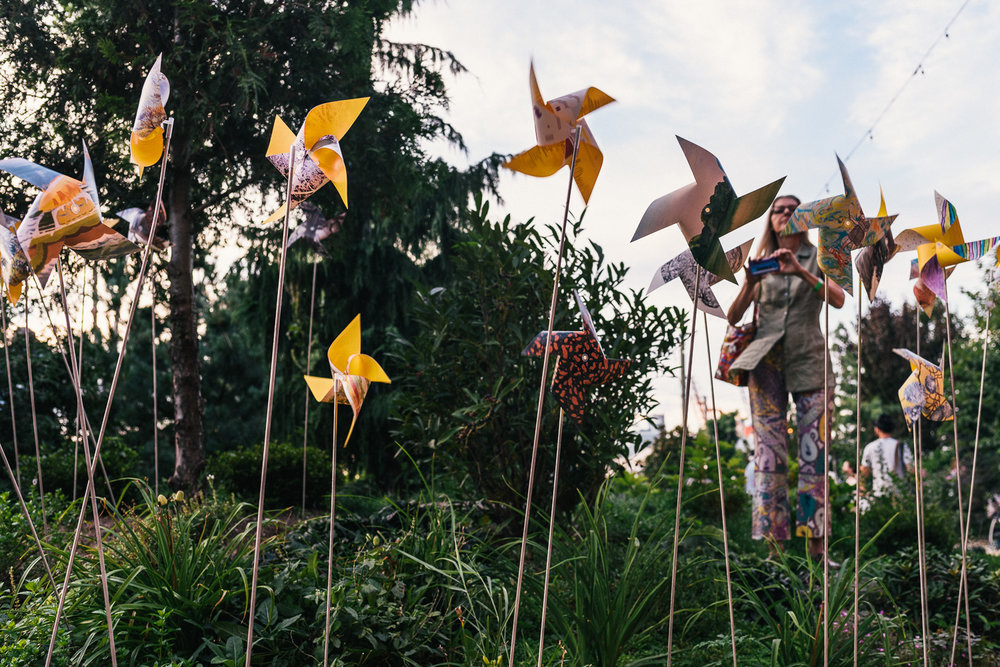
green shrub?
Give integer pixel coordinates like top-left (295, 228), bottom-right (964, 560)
top-left (389, 197), bottom-right (684, 516)
top-left (208, 440), bottom-right (332, 509)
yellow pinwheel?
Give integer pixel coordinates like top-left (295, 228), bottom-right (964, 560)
top-left (130, 54), bottom-right (170, 178)
top-left (896, 192), bottom-right (1000, 303)
top-left (263, 98), bottom-right (369, 224)
top-left (304, 315), bottom-right (390, 446)
top-left (503, 62), bottom-right (614, 204)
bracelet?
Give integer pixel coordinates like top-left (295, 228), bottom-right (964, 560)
top-left (813, 276), bottom-right (824, 293)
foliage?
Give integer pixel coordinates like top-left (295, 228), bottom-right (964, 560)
top-left (389, 198), bottom-right (684, 511)
top-left (0, 489), bottom-right (69, 578)
top-left (55, 482), bottom-right (256, 665)
top-left (541, 475), bottom-right (678, 666)
top-left (874, 545), bottom-right (1000, 656)
top-left (207, 440), bottom-right (332, 510)
top-left (729, 547), bottom-right (908, 666)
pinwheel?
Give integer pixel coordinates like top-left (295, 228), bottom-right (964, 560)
top-left (648, 239), bottom-right (753, 318)
top-left (894, 348), bottom-right (954, 428)
top-left (522, 291), bottom-right (631, 423)
top-left (0, 208), bottom-right (29, 304)
top-left (116, 202), bottom-right (170, 250)
top-left (304, 314), bottom-right (391, 445)
top-left (781, 156), bottom-right (896, 295)
top-left (631, 137), bottom-right (784, 283)
top-left (503, 62), bottom-right (614, 204)
top-left (287, 202), bottom-right (344, 253)
top-left (854, 189), bottom-right (900, 301)
top-left (130, 53), bottom-right (170, 178)
top-left (264, 97), bottom-right (369, 224)
top-left (896, 193), bottom-right (1000, 301)
top-left (0, 143), bottom-right (139, 291)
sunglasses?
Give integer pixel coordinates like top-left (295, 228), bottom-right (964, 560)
top-left (772, 205), bottom-right (797, 215)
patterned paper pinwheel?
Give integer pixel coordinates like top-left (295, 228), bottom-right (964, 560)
top-left (130, 54), bottom-right (170, 178)
top-left (116, 202), bottom-right (170, 250)
top-left (0, 143), bottom-right (139, 292)
top-left (631, 137), bottom-right (784, 283)
top-left (263, 98), bottom-right (369, 224)
top-left (303, 315), bottom-right (391, 445)
top-left (781, 156), bottom-right (896, 295)
top-left (648, 240), bottom-right (753, 319)
top-left (896, 193), bottom-right (1000, 303)
top-left (286, 202), bottom-right (344, 254)
top-left (0, 208), bottom-right (29, 303)
top-left (854, 189), bottom-right (900, 301)
top-left (503, 62), bottom-right (614, 204)
top-left (894, 348), bottom-right (954, 429)
top-left (521, 291), bottom-right (632, 423)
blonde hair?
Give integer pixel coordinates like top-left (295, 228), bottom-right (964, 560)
top-left (754, 195), bottom-right (805, 259)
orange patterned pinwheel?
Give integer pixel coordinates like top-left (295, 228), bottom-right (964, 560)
top-left (303, 315), bottom-right (390, 446)
top-left (521, 291), bottom-right (631, 423)
top-left (503, 62), bottom-right (614, 204)
top-left (0, 144), bottom-right (138, 292)
top-left (264, 98), bottom-right (369, 224)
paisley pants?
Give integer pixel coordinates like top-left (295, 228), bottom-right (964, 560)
top-left (748, 343), bottom-right (833, 541)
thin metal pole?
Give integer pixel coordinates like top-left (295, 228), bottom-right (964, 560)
top-left (509, 124), bottom-right (583, 667)
top-left (853, 294), bottom-right (862, 667)
top-left (56, 259), bottom-right (118, 666)
top-left (666, 267), bottom-right (702, 667)
top-left (942, 283), bottom-right (973, 667)
top-left (536, 407), bottom-right (565, 666)
top-left (151, 276), bottom-right (159, 496)
top-left (302, 259), bottom-right (318, 517)
top-left (703, 312), bottom-right (737, 667)
top-left (823, 279), bottom-right (830, 667)
top-left (915, 311), bottom-right (930, 665)
top-left (0, 298), bottom-right (19, 488)
top-left (323, 378), bottom-right (339, 667)
top-left (23, 285), bottom-right (45, 524)
top-left (45, 118), bottom-right (174, 667)
top-left (245, 143), bottom-right (297, 667)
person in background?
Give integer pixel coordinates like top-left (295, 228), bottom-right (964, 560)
top-left (727, 195), bottom-right (845, 560)
top-left (859, 413), bottom-right (912, 511)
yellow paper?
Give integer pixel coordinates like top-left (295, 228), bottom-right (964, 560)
top-left (894, 348), bottom-right (954, 428)
top-left (303, 314), bottom-right (390, 447)
top-left (130, 54), bottom-right (170, 177)
top-left (263, 98), bottom-right (369, 222)
top-left (503, 62), bottom-right (614, 204)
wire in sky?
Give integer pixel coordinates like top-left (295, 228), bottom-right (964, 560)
top-left (819, 0), bottom-right (973, 195)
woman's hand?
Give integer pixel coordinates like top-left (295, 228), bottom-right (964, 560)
top-left (769, 248), bottom-right (805, 276)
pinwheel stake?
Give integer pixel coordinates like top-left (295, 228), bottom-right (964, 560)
top-left (521, 292), bottom-right (632, 665)
top-left (630, 137), bottom-right (783, 666)
top-left (0, 300), bottom-right (21, 487)
top-left (44, 54), bottom-right (175, 661)
top-left (302, 259), bottom-right (318, 517)
top-left (245, 145), bottom-right (297, 667)
top-left (302, 315), bottom-right (390, 667)
top-left (323, 379), bottom-right (339, 667)
top-left (508, 124), bottom-right (583, 666)
top-left (702, 313), bottom-right (737, 667)
top-left (504, 62), bottom-right (615, 663)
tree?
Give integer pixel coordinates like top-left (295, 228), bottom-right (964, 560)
top-left (0, 0), bottom-right (500, 488)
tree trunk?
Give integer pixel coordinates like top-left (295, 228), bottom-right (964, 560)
top-left (166, 159), bottom-right (205, 490)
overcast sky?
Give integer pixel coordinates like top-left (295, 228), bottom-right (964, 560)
top-left (384, 0), bottom-right (1000, 428)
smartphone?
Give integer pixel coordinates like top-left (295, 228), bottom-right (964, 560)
top-left (748, 257), bottom-right (780, 276)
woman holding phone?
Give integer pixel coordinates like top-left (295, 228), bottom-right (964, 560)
top-left (727, 195), bottom-right (845, 559)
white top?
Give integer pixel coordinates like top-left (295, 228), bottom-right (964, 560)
top-left (861, 437), bottom-right (912, 497)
